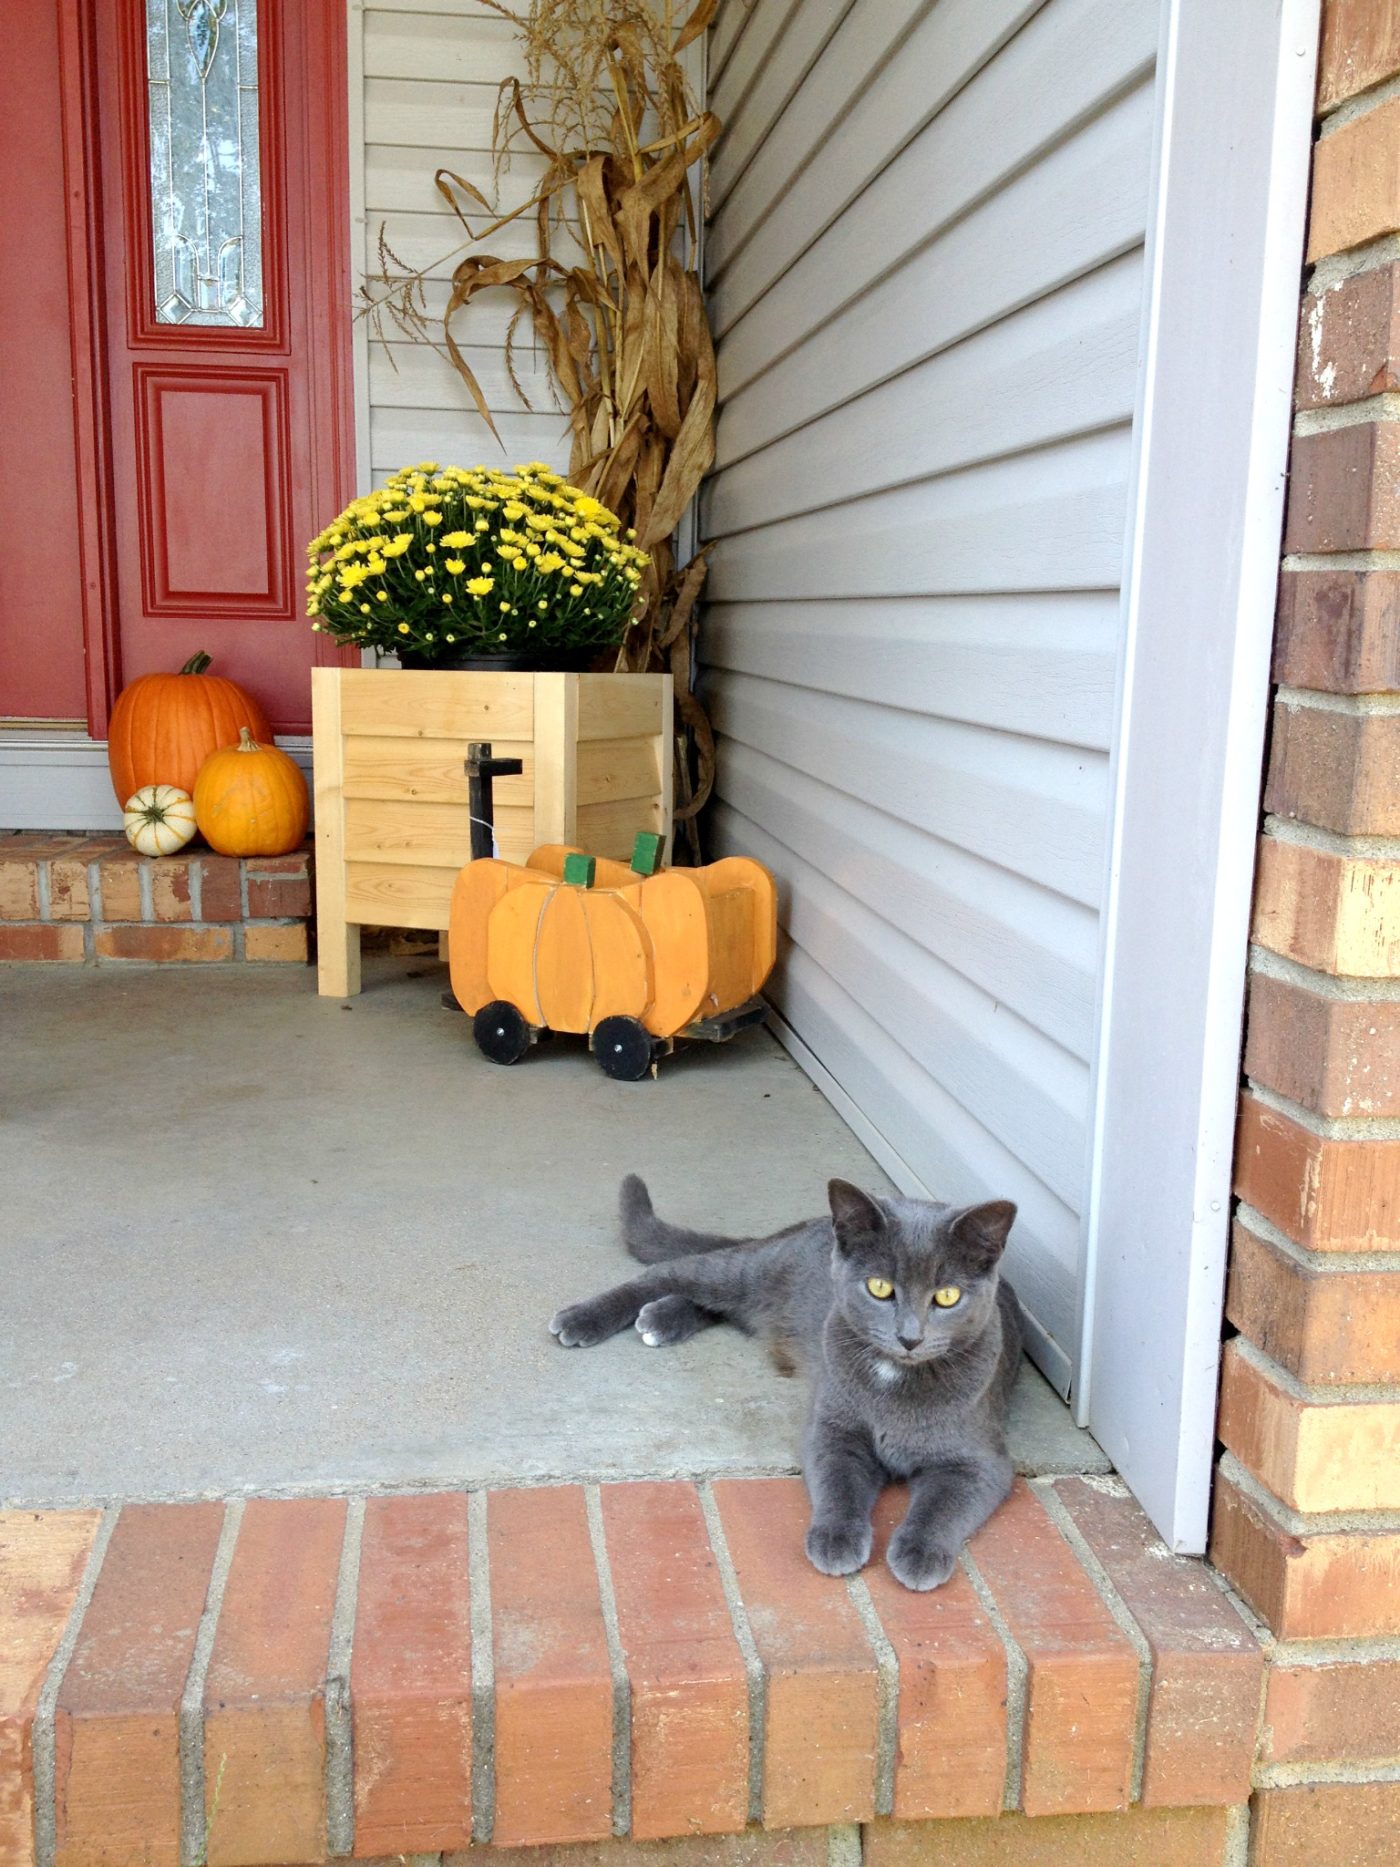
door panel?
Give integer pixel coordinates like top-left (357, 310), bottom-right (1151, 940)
top-left (97, 0), bottom-right (353, 734)
top-left (0, 3), bottom-right (89, 722)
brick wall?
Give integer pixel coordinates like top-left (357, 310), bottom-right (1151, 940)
top-left (0, 835), bottom-right (311, 963)
top-left (1209, 3), bottom-right (1400, 1853)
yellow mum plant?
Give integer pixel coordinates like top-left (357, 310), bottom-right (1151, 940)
top-left (306, 462), bottom-right (648, 666)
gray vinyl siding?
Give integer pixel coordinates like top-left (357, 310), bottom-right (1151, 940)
top-left (352, 0), bottom-right (572, 483)
top-left (701, 0), bottom-right (1160, 1390)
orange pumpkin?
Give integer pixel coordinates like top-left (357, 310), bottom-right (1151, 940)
top-left (107, 652), bottom-right (273, 803)
top-left (193, 728), bottom-right (309, 857)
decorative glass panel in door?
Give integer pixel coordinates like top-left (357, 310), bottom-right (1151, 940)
top-left (146, 0), bottom-right (262, 326)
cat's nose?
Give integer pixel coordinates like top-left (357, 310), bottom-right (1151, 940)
top-left (897, 1327), bottom-right (923, 1351)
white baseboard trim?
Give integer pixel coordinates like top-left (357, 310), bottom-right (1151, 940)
top-left (0, 737), bottom-right (314, 832)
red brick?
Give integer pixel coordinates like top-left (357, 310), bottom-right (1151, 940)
top-left (1235, 1092), bottom-right (1400, 1252)
top-left (197, 857), bottom-right (244, 922)
top-left (202, 1497), bottom-right (345, 1867)
top-left (0, 925), bottom-right (85, 963)
top-left (1209, 1465), bottom-right (1400, 1639)
top-left (1050, 1479), bottom-right (1261, 1808)
top-left (454, 1832), bottom-right (828, 1866)
top-left (1218, 1337), bottom-right (1400, 1512)
top-left (862, 1488), bottom-right (1007, 1821)
top-left (54, 1503), bottom-right (223, 1867)
top-left (1245, 969), bottom-right (1400, 1120)
top-left (1265, 701), bottom-right (1400, 836)
top-left (711, 1477), bottom-right (878, 1829)
top-left (1319, 0), bottom-right (1400, 111)
top-left (244, 923), bottom-right (309, 963)
top-left (0, 835), bottom-right (90, 859)
top-left (1263, 1654), bottom-right (1400, 1763)
top-left (967, 1481), bottom-right (1137, 1817)
top-left (1309, 96), bottom-right (1400, 261)
top-left (246, 875), bottom-right (312, 918)
top-left (600, 1482), bottom-right (748, 1840)
top-left (1284, 423), bottom-right (1400, 553)
top-left (1226, 1217), bottom-right (1400, 1384)
top-left (1275, 567), bottom-right (1400, 694)
top-left (246, 850), bottom-right (310, 877)
top-left (1251, 1779), bottom-right (1400, 1866)
top-left (0, 863), bottom-right (39, 920)
top-left (1297, 264), bottom-right (1400, 408)
top-left (95, 855), bottom-right (142, 922)
top-left (47, 860), bottom-right (91, 921)
top-left (863, 1805), bottom-right (1231, 1867)
top-left (488, 1486), bottom-right (613, 1848)
top-left (95, 925), bottom-right (232, 963)
top-left (351, 1493), bottom-right (472, 1856)
top-left (149, 861), bottom-right (193, 923)
top-left (0, 1510), bottom-right (102, 1867)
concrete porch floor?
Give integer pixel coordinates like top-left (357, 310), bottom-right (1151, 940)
top-left (1, 958), bottom-right (1108, 1506)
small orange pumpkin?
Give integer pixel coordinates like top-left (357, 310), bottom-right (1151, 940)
top-left (194, 728), bottom-right (309, 857)
top-left (107, 652), bottom-right (273, 803)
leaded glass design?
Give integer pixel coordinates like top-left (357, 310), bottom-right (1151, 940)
top-left (146, 0), bottom-right (263, 327)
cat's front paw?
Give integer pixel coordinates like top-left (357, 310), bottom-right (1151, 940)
top-left (886, 1526), bottom-right (958, 1592)
top-left (636, 1295), bottom-right (707, 1346)
top-left (805, 1518), bottom-right (873, 1577)
top-left (549, 1295), bottom-right (632, 1348)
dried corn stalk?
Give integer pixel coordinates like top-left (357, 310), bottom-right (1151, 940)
top-left (360, 0), bottom-right (721, 851)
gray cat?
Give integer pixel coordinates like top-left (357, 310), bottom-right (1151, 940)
top-left (549, 1175), bottom-right (1023, 1590)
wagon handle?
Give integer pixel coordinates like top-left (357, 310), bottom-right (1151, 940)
top-left (465, 742), bottom-right (524, 861)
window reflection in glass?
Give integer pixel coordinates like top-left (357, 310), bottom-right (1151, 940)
top-left (147, 0), bottom-right (263, 327)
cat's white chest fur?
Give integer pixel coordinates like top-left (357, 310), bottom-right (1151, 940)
top-left (873, 1358), bottom-right (902, 1385)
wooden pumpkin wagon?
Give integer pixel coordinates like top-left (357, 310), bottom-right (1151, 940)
top-left (446, 750), bottom-right (777, 1079)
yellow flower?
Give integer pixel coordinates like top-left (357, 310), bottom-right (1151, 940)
top-left (467, 576), bottom-right (494, 597)
top-left (525, 513), bottom-right (553, 534)
top-left (422, 510), bottom-right (442, 526)
top-left (360, 603), bottom-right (372, 614)
top-left (569, 584), bottom-right (582, 597)
top-left (502, 501), bottom-right (526, 521)
top-left (414, 570), bottom-right (427, 582)
top-left (398, 622), bottom-right (410, 635)
top-left (381, 535), bottom-right (413, 558)
top-left (512, 556), bottom-right (528, 571)
top-left (445, 558), bottom-right (466, 574)
top-left (537, 552), bottom-right (565, 574)
top-left (442, 530), bottom-right (472, 548)
top-left (442, 593), bottom-right (454, 604)
top-left (375, 591), bottom-right (388, 602)
top-left (475, 518), bottom-right (489, 532)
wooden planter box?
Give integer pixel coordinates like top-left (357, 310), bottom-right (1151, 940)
top-left (311, 667), bottom-right (673, 997)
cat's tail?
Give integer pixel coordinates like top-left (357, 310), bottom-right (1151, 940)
top-left (620, 1174), bottom-right (752, 1263)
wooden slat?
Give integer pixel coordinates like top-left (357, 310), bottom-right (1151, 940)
top-left (364, 143), bottom-right (551, 216)
top-left (363, 78), bottom-right (502, 151)
top-left (575, 795), bottom-right (667, 860)
top-left (341, 734), bottom-right (534, 806)
top-left (575, 737), bottom-right (662, 808)
top-left (345, 796), bottom-right (533, 868)
top-left (575, 674), bottom-right (665, 742)
top-left (364, 211), bottom-right (588, 280)
top-left (710, 0), bottom-right (814, 158)
top-left (369, 344), bottom-right (556, 416)
top-left (345, 861), bottom-right (459, 929)
top-left (311, 669), bottom-right (361, 998)
top-left (336, 670), bottom-right (533, 740)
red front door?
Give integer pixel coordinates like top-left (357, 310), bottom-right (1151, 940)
top-left (89, 0), bottom-right (354, 735)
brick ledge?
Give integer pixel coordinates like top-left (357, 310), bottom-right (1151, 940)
top-left (0, 1475), bottom-right (1266, 1867)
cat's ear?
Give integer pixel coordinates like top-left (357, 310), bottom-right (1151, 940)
top-left (828, 1179), bottom-right (885, 1251)
top-left (947, 1200), bottom-right (1017, 1273)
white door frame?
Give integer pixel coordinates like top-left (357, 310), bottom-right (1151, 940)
top-left (1079, 0), bottom-right (1320, 1551)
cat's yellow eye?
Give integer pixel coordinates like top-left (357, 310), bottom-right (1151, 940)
top-left (865, 1276), bottom-right (895, 1300)
top-left (933, 1286), bottom-right (963, 1308)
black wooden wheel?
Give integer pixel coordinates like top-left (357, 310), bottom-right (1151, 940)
top-left (473, 1000), bottom-right (532, 1065)
top-left (592, 1015), bottom-right (657, 1082)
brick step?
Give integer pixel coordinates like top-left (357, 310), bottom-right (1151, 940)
top-left (0, 1477), bottom-right (1262, 1867)
top-left (0, 834), bottom-right (311, 963)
